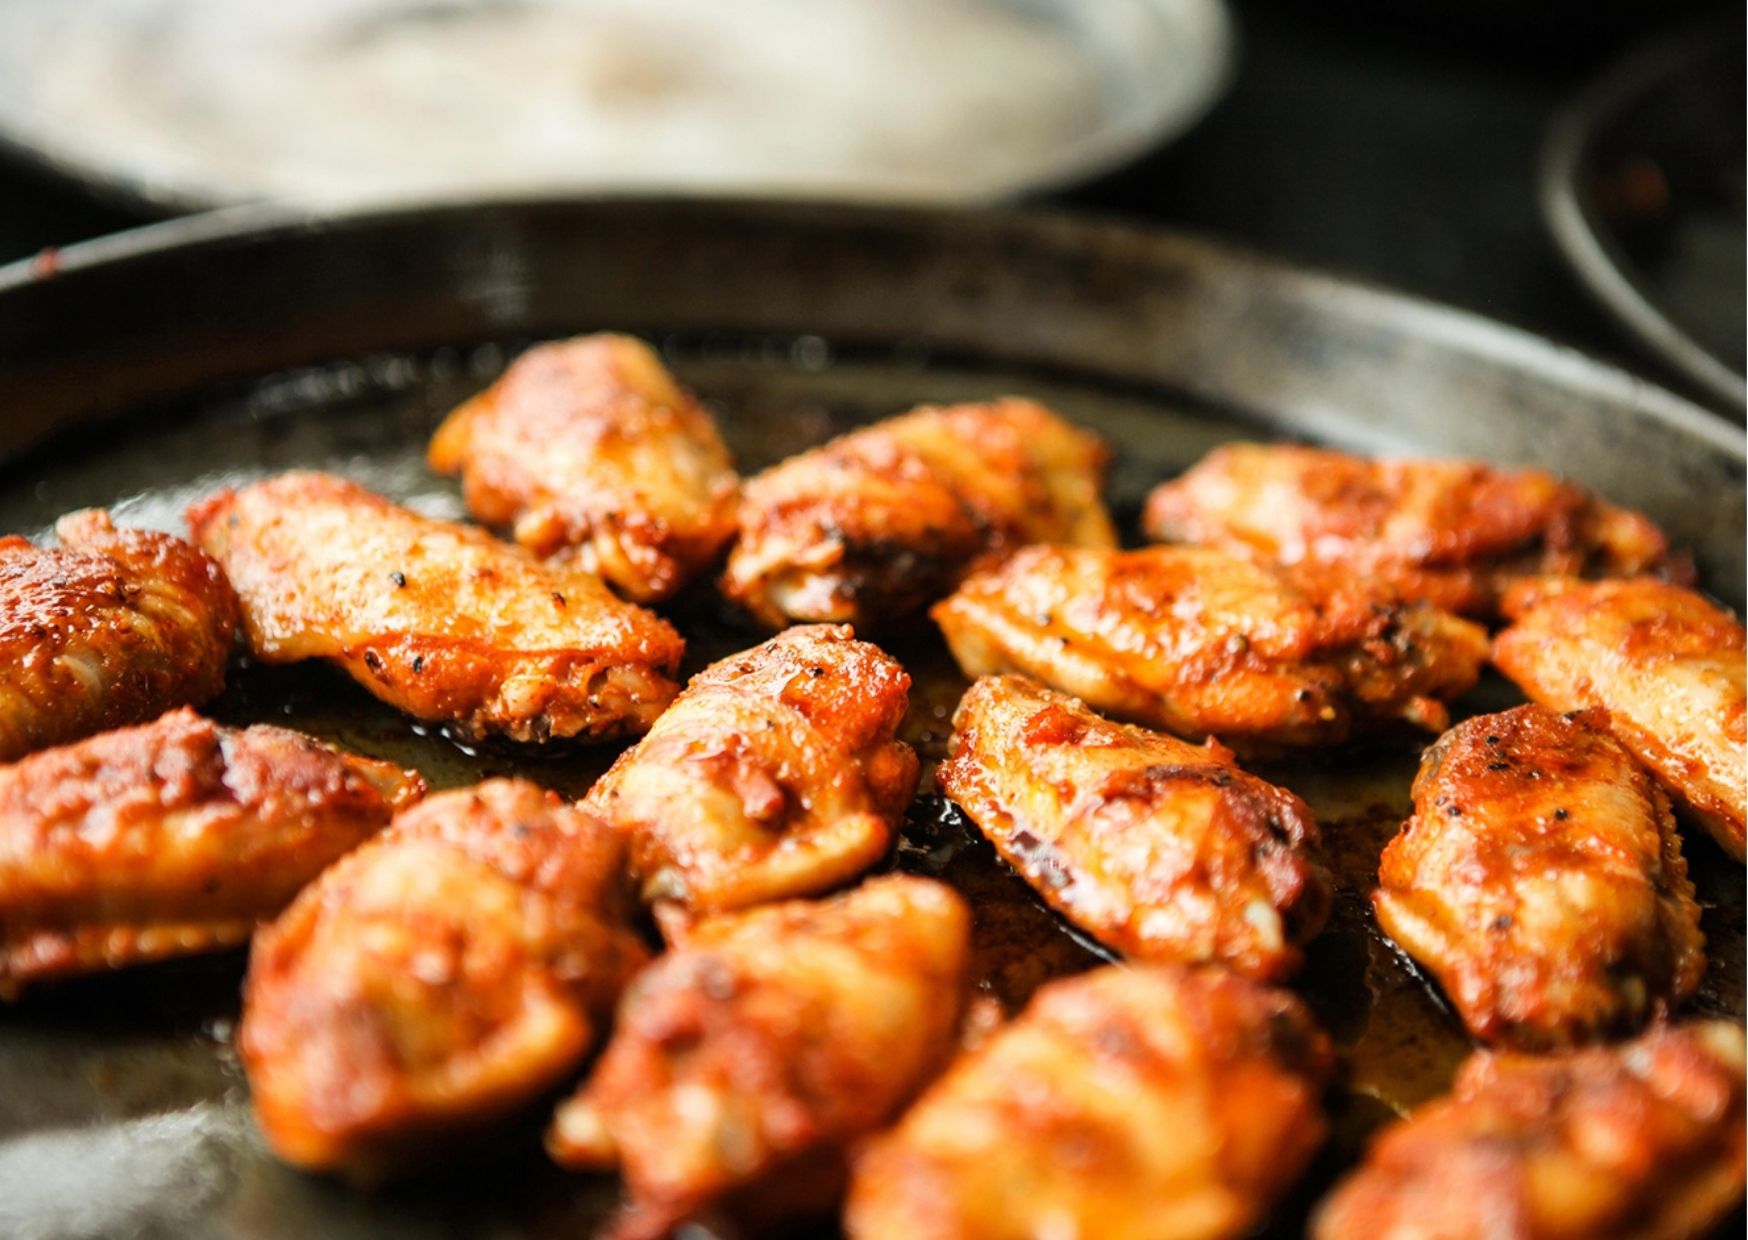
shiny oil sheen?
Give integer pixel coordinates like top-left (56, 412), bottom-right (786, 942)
top-left (1, 336), bottom-right (1742, 1237)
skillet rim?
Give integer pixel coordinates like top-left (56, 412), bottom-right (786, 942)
top-left (0, 195), bottom-right (1738, 463)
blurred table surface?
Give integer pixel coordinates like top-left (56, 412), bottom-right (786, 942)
top-left (0, 1), bottom-right (1735, 410)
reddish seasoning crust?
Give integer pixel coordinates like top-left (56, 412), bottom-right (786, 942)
top-left (1312, 1021), bottom-right (1747, 1240)
top-left (932, 543), bottom-right (1489, 756)
top-left (0, 708), bottom-right (424, 998)
top-left (722, 399), bottom-right (1117, 630)
top-left (241, 779), bottom-right (650, 1180)
top-left (186, 471), bottom-right (683, 744)
top-left (586, 625), bottom-right (918, 919)
top-left (428, 334), bottom-right (740, 603)
top-left (1375, 705), bottom-right (1704, 1050)
top-left (1493, 575), bottom-right (1747, 862)
top-left (938, 676), bottom-right (1329, 981)
top-left (548, 876), bottom-right (972, 1240)
top-left (0, 510), bottom-right (240, 762)
top-left (1142, 442), bottom-right (1687, 618)
top-left (845, 964), bottom-right (1335, 1240)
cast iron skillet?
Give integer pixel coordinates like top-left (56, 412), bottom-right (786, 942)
top-left (0, 199), bottom-right (1742, 1240)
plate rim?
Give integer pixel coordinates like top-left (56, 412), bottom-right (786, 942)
top-left (0, 0), bottom-right (1235, 216)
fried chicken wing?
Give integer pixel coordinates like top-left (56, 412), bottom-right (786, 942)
top-left (844, 963), bottom-right (1333, 1240)
top-left (0, 708), bottom-right (422, 998)
top-left (722, 399), bottom-right (1115, 629)
top-left (1493, 576), bottom-right (1746, 861)
top-left (428, 334), bottom-right (739, 602)
top-left (187, 472), bottom-right (683, 744)
top-left (932, 544), bottom-right (1488, 754)
top-left (1142, 443), bottom-right (1683, 617)
top-left (548, 875), bottom-right (971, 1240)
top-left (0, 510), bottom-right (239, 762)
top-left (937, 675), bottom-right (1329, 980)
top-left (240, 779), bottom-right (649, 1179)
top-left (1375, 704), bottom-right (1704, 1049)
top-left (585, 625), bottom-right (917, 920)
top-left (1313, 1020), bottom-right (1747, 1240)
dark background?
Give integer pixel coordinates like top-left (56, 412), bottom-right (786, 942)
top-left (0, 0), bottom-right (1734, 403)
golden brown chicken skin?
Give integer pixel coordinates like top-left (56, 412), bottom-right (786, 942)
top-left (1313, 1020), bottom-right (1747, 1240)
top-left (428, 334), bottom-right (739, 603)
top-left (1375, 704), bottom-right (1704, 1050)
top-left (845, 963), bottom-right (1333, 1240)
top-left (937, 676), bottom-right (1328, 981)
top-left (240, 779), bottom-right (649, 1179)
top-left (0, 708), bottom-right (422, 998)
top-left (933, 544), bottom-right (1488, 755)
top-left (0, 510), bottom-right (239, 762)
top-left (722, 399), bottom-right (1116, 630)
top-left (187, 472), bottom-right (683, 744)
top-left (585, 625), bottom-right (918, 920)
top-left (1493, 576), bottom-right (1746, 861)
top-left (1142, 442), bottom-right (1683, 617)
top-left (548, 875), bottom-right (971, 1240)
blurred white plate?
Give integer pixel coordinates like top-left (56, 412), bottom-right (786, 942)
top-left (0, 0), bottom-right (1233, 211)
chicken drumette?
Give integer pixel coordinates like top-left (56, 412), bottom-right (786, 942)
top-left (585, 625), bottom-right (917, 922)
top-left (187, 472), bottom-right (683, 744)
top-left (723, 399), bottom-right (1115, 629)
top-left (240, 779), bottom-right (649, 1178)
top-left (1, 510), bottom-right (239, 762)
top-left (933, 544), bottom-right (1488, 755)
top-left (1493, 576), bottom-right (1746, 861)
top-left (1, 708), bottom-right (423, 997)
top-left (846, 963), bottom-right (1332, 1240)
top-left (428, 334), bottom-right (739, 602)
top-left (938, 675), bottom-right (1329, 980)
top-left (1142, 442), bottom-right (1682, 617)
top-left (1375, 704), bottom-right (1704, 1049)
top-left (548, 875), bottom-right (971, 1240)
top-left (1314, 1021), bottom-right (1746, 1240)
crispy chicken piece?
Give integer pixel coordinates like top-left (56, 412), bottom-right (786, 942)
top-left (1142, 442), bottom-right (1683, 617)
top-left (240, 779), bottom-right (649, 1179)
top-left (548, 875), bottom-right (971, 1240)
top-left (722, 399), bottom-right (1116, 629)
top-left (428, 334), bottom-right (739, 602)
top-left (0, 510), bottom-right (239, 762)
top-left (932, 544), bottom-right (1488, 754)
top-left (1375, 704), bottom-right (1704, 1049)
top-left (1493, 577), bottom-right (1746, 861)
top-left (0, 708), bottom-right (423, 998)
top-left (1313, 1021), bottom-right (1747, 1240)
top-left (187, 472), bottom-right (683, 744)
top-left (845, 963), bottom-right (1333, 1240)
top-left (585, 625), bottom-right (918, 919)
top-left (937, 676), bottom-right (1329, 980)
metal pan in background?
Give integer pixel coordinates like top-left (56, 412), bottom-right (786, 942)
top-left (1541, 17), bottom-right (1747, 414)
top-left (0, 199), bottom-right (1742, 1240)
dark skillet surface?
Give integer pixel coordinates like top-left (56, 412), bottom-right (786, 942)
top-left (0, 201), bottom-right (1741, 1239)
